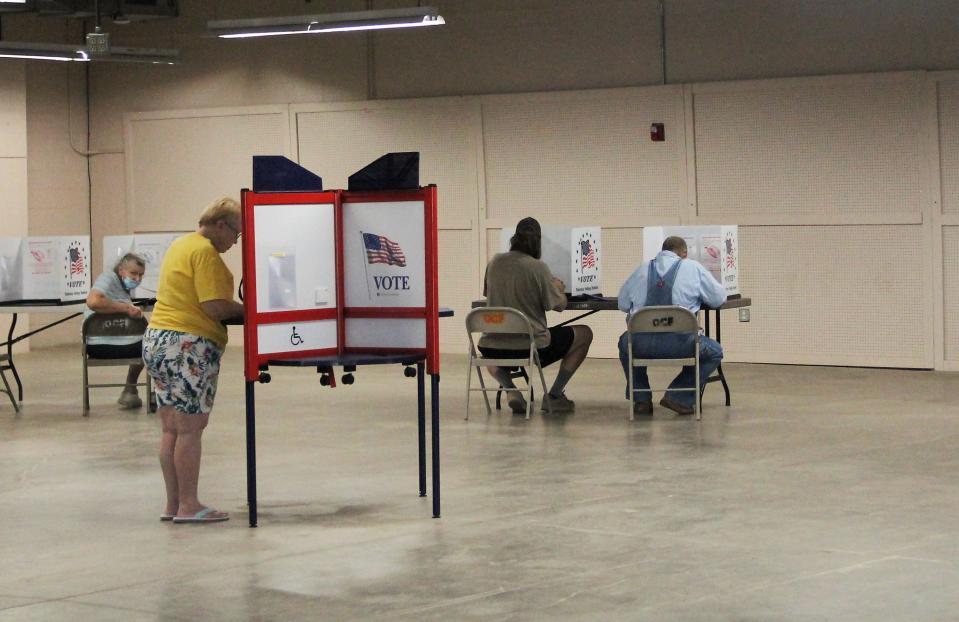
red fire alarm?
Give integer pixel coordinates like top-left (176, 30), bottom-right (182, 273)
top-left (650, 123), bottom-right (665, 142)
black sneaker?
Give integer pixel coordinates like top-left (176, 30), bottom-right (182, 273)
top-left (542, 393), bottom-right (574, 413)
top-left (506, 392), bottom-right (528, 415)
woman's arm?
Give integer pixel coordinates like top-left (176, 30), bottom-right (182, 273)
top-left (199, 299), bottom-right (245, 322)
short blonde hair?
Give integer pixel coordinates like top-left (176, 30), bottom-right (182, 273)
top-left (198, 196), bottom-right (240, 226)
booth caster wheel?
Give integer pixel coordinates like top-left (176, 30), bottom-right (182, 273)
top-left (320, 374), bottom-right (331, 386)
top-left (342, 374), bottom-right (354, 385)
top-left (258, 372), bottom-right (271, 384)
top-left (404, 366), bottom-right (417, 378)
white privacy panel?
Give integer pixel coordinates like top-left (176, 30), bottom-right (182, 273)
top-left (346, 318), bottom-right (425, 349)
top-left (720, 225), bottom-right (929, 368)
top-left (253, 203), bottom-right (336, 313)
top-left (482, 87), bottom-right (686, 223)
top-left (694, 75), bottom-right (923, 223)
top-left (939, 80), bottom-right (959, 216)
top-left (257, 319), bottom-right (337, 356)
top-left (943, 227), bottom-right (959, 361)
top-left (295, 101), bottom-right (480, 228)
top-left (342, 201), bottom-right (425, 308)
top-left (125, 108), bottom-right (290, 232)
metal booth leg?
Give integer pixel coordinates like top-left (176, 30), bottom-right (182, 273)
top-left (417, 362), bottom-right (426, 497)
top-left (245, 380), bottom-right (258, 528)
top-left (430, 372), bottom-right (441, 518)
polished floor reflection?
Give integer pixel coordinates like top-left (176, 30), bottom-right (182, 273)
top-left (1, 347), bottom-right (958, 621)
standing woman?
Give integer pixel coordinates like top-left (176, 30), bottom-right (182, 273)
top-left (143, 197), bottom-right (244, 523)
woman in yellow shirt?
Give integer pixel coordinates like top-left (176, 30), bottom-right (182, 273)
top-left (142, 197), bottom-right (244, 524)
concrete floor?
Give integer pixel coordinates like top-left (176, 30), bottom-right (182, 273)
top-left (1, 346), bottom-right (958, 621)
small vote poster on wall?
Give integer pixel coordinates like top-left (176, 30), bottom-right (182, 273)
top-left (343, 201), bottom-right (426, 308)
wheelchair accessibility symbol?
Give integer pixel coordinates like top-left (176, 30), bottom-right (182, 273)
top-left (290, 326), bottom-right (304, 346)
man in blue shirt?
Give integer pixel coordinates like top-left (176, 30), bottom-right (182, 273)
top-left (617, 236), bottom-right (727, 416)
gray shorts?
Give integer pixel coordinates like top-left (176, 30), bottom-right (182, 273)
top-left (142, 328), bottom-right (223, 415)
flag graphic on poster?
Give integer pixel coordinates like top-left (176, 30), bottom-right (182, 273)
top-left (68, 246), bottom-right (85, 276)
top-left (580, 239), bottom-right (595, 269)
top-left (363, 232), bottom-right (407, 267)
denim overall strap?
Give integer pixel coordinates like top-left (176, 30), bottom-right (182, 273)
top-left (645, 258), bottom-right (683, 306)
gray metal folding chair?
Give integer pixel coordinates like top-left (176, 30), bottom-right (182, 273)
top-left (81, 313), bottom-right (154, 416)
top-left (626, 305), bottom-right (702, 421)
top-left (465, 307), bottom-right (550, 420)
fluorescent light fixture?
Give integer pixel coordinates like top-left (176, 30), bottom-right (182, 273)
top-left (207, 6), bottom-right (445, 39)
top-left (105, 45), bottom-right (179, 64)
top-left (0, 41), bottom-right (89, 61)
top-left (0, 40), bottom-right (177, 63)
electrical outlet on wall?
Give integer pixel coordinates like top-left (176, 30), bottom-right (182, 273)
top-left (739, 308), bottom-right (750, 322)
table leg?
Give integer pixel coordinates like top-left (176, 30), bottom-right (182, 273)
top-left (715, 309), bottom-right (731, 406)
top-left (245, 380), bottom-right (258, 528)
top-left (417, 362), bottom-right (426, 497)
top-left (431, 372), bottom-right (441, 519)
top-left (7, 313), bottom-right (23, 401)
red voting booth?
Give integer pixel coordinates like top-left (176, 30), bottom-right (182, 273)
top-left (239, 156), bottom-right (443, 526)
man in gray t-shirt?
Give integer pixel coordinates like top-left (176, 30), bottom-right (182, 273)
top-left (84, 253), bottom-right (147, 409)
top-left (478, 217), bottom-right (593, 414)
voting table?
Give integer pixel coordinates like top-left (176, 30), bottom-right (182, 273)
top-left (0, 299), bottom-right (155, 412)
top-left (471, 295), bottom-right (751, 407)
top-left (0, 301), bottom-right (87, 411)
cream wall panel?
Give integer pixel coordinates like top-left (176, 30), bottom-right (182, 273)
top-left (720, 225), bottom-right (929, 368)
top-left (294, 100), bottom-right (480, 229)
top-left (374, 0), bottom-right (663, 98)
top-left (668, 0), bottom-right (959, 83)
top-left (0, 159), bottom-right (28, 353)
top-left (939, 80), bottom-right (959, 217)
top-left (694, 74), bottom-right (924, 224)
top-left (0, 62), bottom-right (26, 158)
top-left (437, 230), bottom-right (476, 355)
top-left (483, 87), bottom-right (687, 225)
top-left (942, 227), bottom-right (959, 362)
top-left (0, 159), bottom-right (28, 236)
top-left (125, 108), bottom-right (290, 232)
top-left (25, 65), bottom-right (89, 348)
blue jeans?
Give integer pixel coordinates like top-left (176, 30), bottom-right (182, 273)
top-left (617, 331), bottom-right (723, 407)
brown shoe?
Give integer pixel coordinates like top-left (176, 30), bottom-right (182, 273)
top-left (632, 401), bottom-right (653, 415)
top-left (659, 397), bottom-right (694, 416)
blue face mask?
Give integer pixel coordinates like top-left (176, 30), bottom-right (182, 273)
top-left (122, 277), bottom-right (140, 291)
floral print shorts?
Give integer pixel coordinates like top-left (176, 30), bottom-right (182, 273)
top-left (142, 328), bottom-right (223, 415)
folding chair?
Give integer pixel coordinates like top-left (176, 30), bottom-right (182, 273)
top-left (626, 305), bottom-right (702, 421)
top-left (81, 313), bottom-right (154, 416)
top-left (0, 353), bottom-right (18, 412)
top-left (465, 307), bottom-right (550, 420)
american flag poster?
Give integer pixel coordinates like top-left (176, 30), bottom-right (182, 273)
top-left (580, 239), bottom-right (595, 269)
top-left (363, 232), bottom-right (407, 267)
top-left (68, 246), bottom-right (85, 276)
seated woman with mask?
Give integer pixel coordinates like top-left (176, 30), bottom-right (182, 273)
top-left (84, 252), bottom-right (148, 409)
